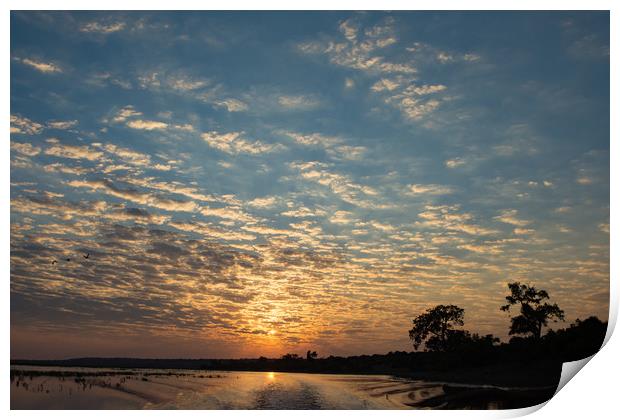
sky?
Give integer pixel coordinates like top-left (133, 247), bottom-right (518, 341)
top-left (10, 11), bottom-right (609, 359)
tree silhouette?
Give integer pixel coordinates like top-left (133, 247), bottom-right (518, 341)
top-left (408, 305), bottom-right (465, 351)
top-left (281, 353), bottom-right (302, 360)
top-left (500, 282), bottom-right (565, 339)
top-left (306, 350), bottom-right (318, 360)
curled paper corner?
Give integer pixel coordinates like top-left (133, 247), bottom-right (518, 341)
top-left (499, 355), bottom-right (598, 418)
top-left (554, 355), bottom-right (595, 396)
top-left (546, 283), bottom-right (618, 401)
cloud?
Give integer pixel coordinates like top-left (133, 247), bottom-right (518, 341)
top-left (137, 72), bottom-right (161, 89)
top-left (557, 225), bottom-right (573, 233)
top-left (11, 193), bottom-right (108, 221)
top-left (281, 206), bottom-right (326, 218)
top-left (44, 141), bottom-right (104, 161)
top-left (514, 228), bottom-right (535, 235)
top-left (80, 21), bottom-right (126, 33)
top-left (445, 157), bottom-right (466, 168)
top-left (200, 206), bottom-right (255, 222)
top-left (47, 120), bottom-right (78, 130)
top-left (120, 177), bottom-right (221, 204)
top-left (88, 72), bottom-right (133, 89)
top-left (113, 106), bottom-right (142, 122)
top-left (16, 57), bottom-right (62, 73)
top-left (406, 41), bottom-right (481, 65)
top-left (168, 76), bottom-right (210, 91)
top-left (170, 220), bottom-right (256, 241)
top-left (97, 143), bottom-right (171, 171)
top-left (107, 207), bottom-right (171, 225)
top-left (11, 142), bottom-right (41, 157)
top-left (277, 95), bottom-right (320, 110)
top-left (43, 163), bottom-right (90, 175)
top-left (436, 52), bottom-right (454, 63)
top-left (493, 124), bottom-right (539, 156)
top-left (339, 18), bottom-right (359, 42)
top-left (279, 130), bottom-right (366, 161)
top-left (381, 84), bottom-right (447, 121)
top-left (213, 98), bottom-right (248, 112)
top-left (369, 220), bottom-right (396, 232)
top-left (280, 131), bottom-right (342, 148)
top-left (201, 131), bottom-right (284, 155)
top-left (241, 224), bottom-right (292, 237)
top-left (463, 53), bottom-right (481, 62)
top-left (126, 119), bottom-right (168, 130)
top-left (576, 176), bottom-right (593, 185)
top-left (66, 178), bottom-right (199, 212)
top-left (371, 78), bottom-right (402, 92)
top-left (568, 34), bottom-right (610, 60)
top-left (495, 210), bottom-right (530, 227)
top-left (299, 17), bottom-right (414, 75)
top-left (418, 205), bottom-right (497, 236)
top-left (247, 196), bottom-right (278, 208)
top-left (172, 124), bottom-right (195, 132)
top-left (289, 161), bottom-right (383, 209)
top-left (330, 145), bottom-right (367, 161)
top-left (298, 18), bottom-right (454, 123)
top-left (458, 243), bottom-right (502, 254)
top-left (408, 184), bottom-right (453, 195)
top-left (330, 210), bottom-right (355, 224)
top-left (11, 115), bottom-right (44, 135)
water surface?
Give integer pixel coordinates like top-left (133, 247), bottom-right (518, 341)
top-left (10, 366), bottom-right (548, 409)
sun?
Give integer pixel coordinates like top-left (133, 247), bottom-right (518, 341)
top-left (268, 329), bottom-right (276, 336)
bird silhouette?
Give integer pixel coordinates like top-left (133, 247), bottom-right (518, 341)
top-left (83, 253), bottom-right (89, 259)
top-left (65, 258), bottom-right (71, 262)
top-left (51, 260), bottom-right (57, 265)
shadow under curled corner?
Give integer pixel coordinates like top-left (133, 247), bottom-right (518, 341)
top-left (506, 302), bottom-right (618, 417)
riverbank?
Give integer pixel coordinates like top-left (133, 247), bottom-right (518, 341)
top-left (12, 357), bottom-right (563, 389)
top-left (398, 360), bottom-right (562, 388)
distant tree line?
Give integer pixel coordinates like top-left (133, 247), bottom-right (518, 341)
top-left (280, 351), bottom-right (318, 361)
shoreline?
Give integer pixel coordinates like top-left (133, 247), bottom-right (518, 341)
top-left (11, 365), bottom-right (558, 410)
top-left (12, 358), bottom-right (562, 389)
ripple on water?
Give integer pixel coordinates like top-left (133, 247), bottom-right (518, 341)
top-left (253, 382), bottom-right (323, 409)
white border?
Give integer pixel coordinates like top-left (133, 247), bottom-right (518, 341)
top-left (4, 2), bottom-right (616, 419)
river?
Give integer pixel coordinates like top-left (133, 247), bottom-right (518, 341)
top-left (10, 366), bottom-right (550, 409)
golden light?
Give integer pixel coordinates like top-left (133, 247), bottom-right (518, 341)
top-left (268, 329), bottom-right (276, 336)
top-left (267, 372), bottom-right (276, 380)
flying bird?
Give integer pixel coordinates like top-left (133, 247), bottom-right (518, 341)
top-left (51, 260), bottom-right (57, 265)
top-left (83, 253), bottom-right (89, 259)
top-left (65, 258), bottom-right (71, 262)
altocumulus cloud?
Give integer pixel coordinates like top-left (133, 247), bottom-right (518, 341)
top-left (15, 57), bottom-right (62, 73)
top-left (126, 119), bottom-right (168, 130)
top-left (201, 131), bottom-right (285, 155)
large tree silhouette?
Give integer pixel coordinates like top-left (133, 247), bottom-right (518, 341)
top-left (409, 305), bottom-right (465, 351)
top-left (500, 282), bottom-right (565, 339)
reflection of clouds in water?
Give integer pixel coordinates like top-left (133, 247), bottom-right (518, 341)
top-left (11, 368), bottom-right (398, 409)
top-left (11, 368), bottom-right (552, 409)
